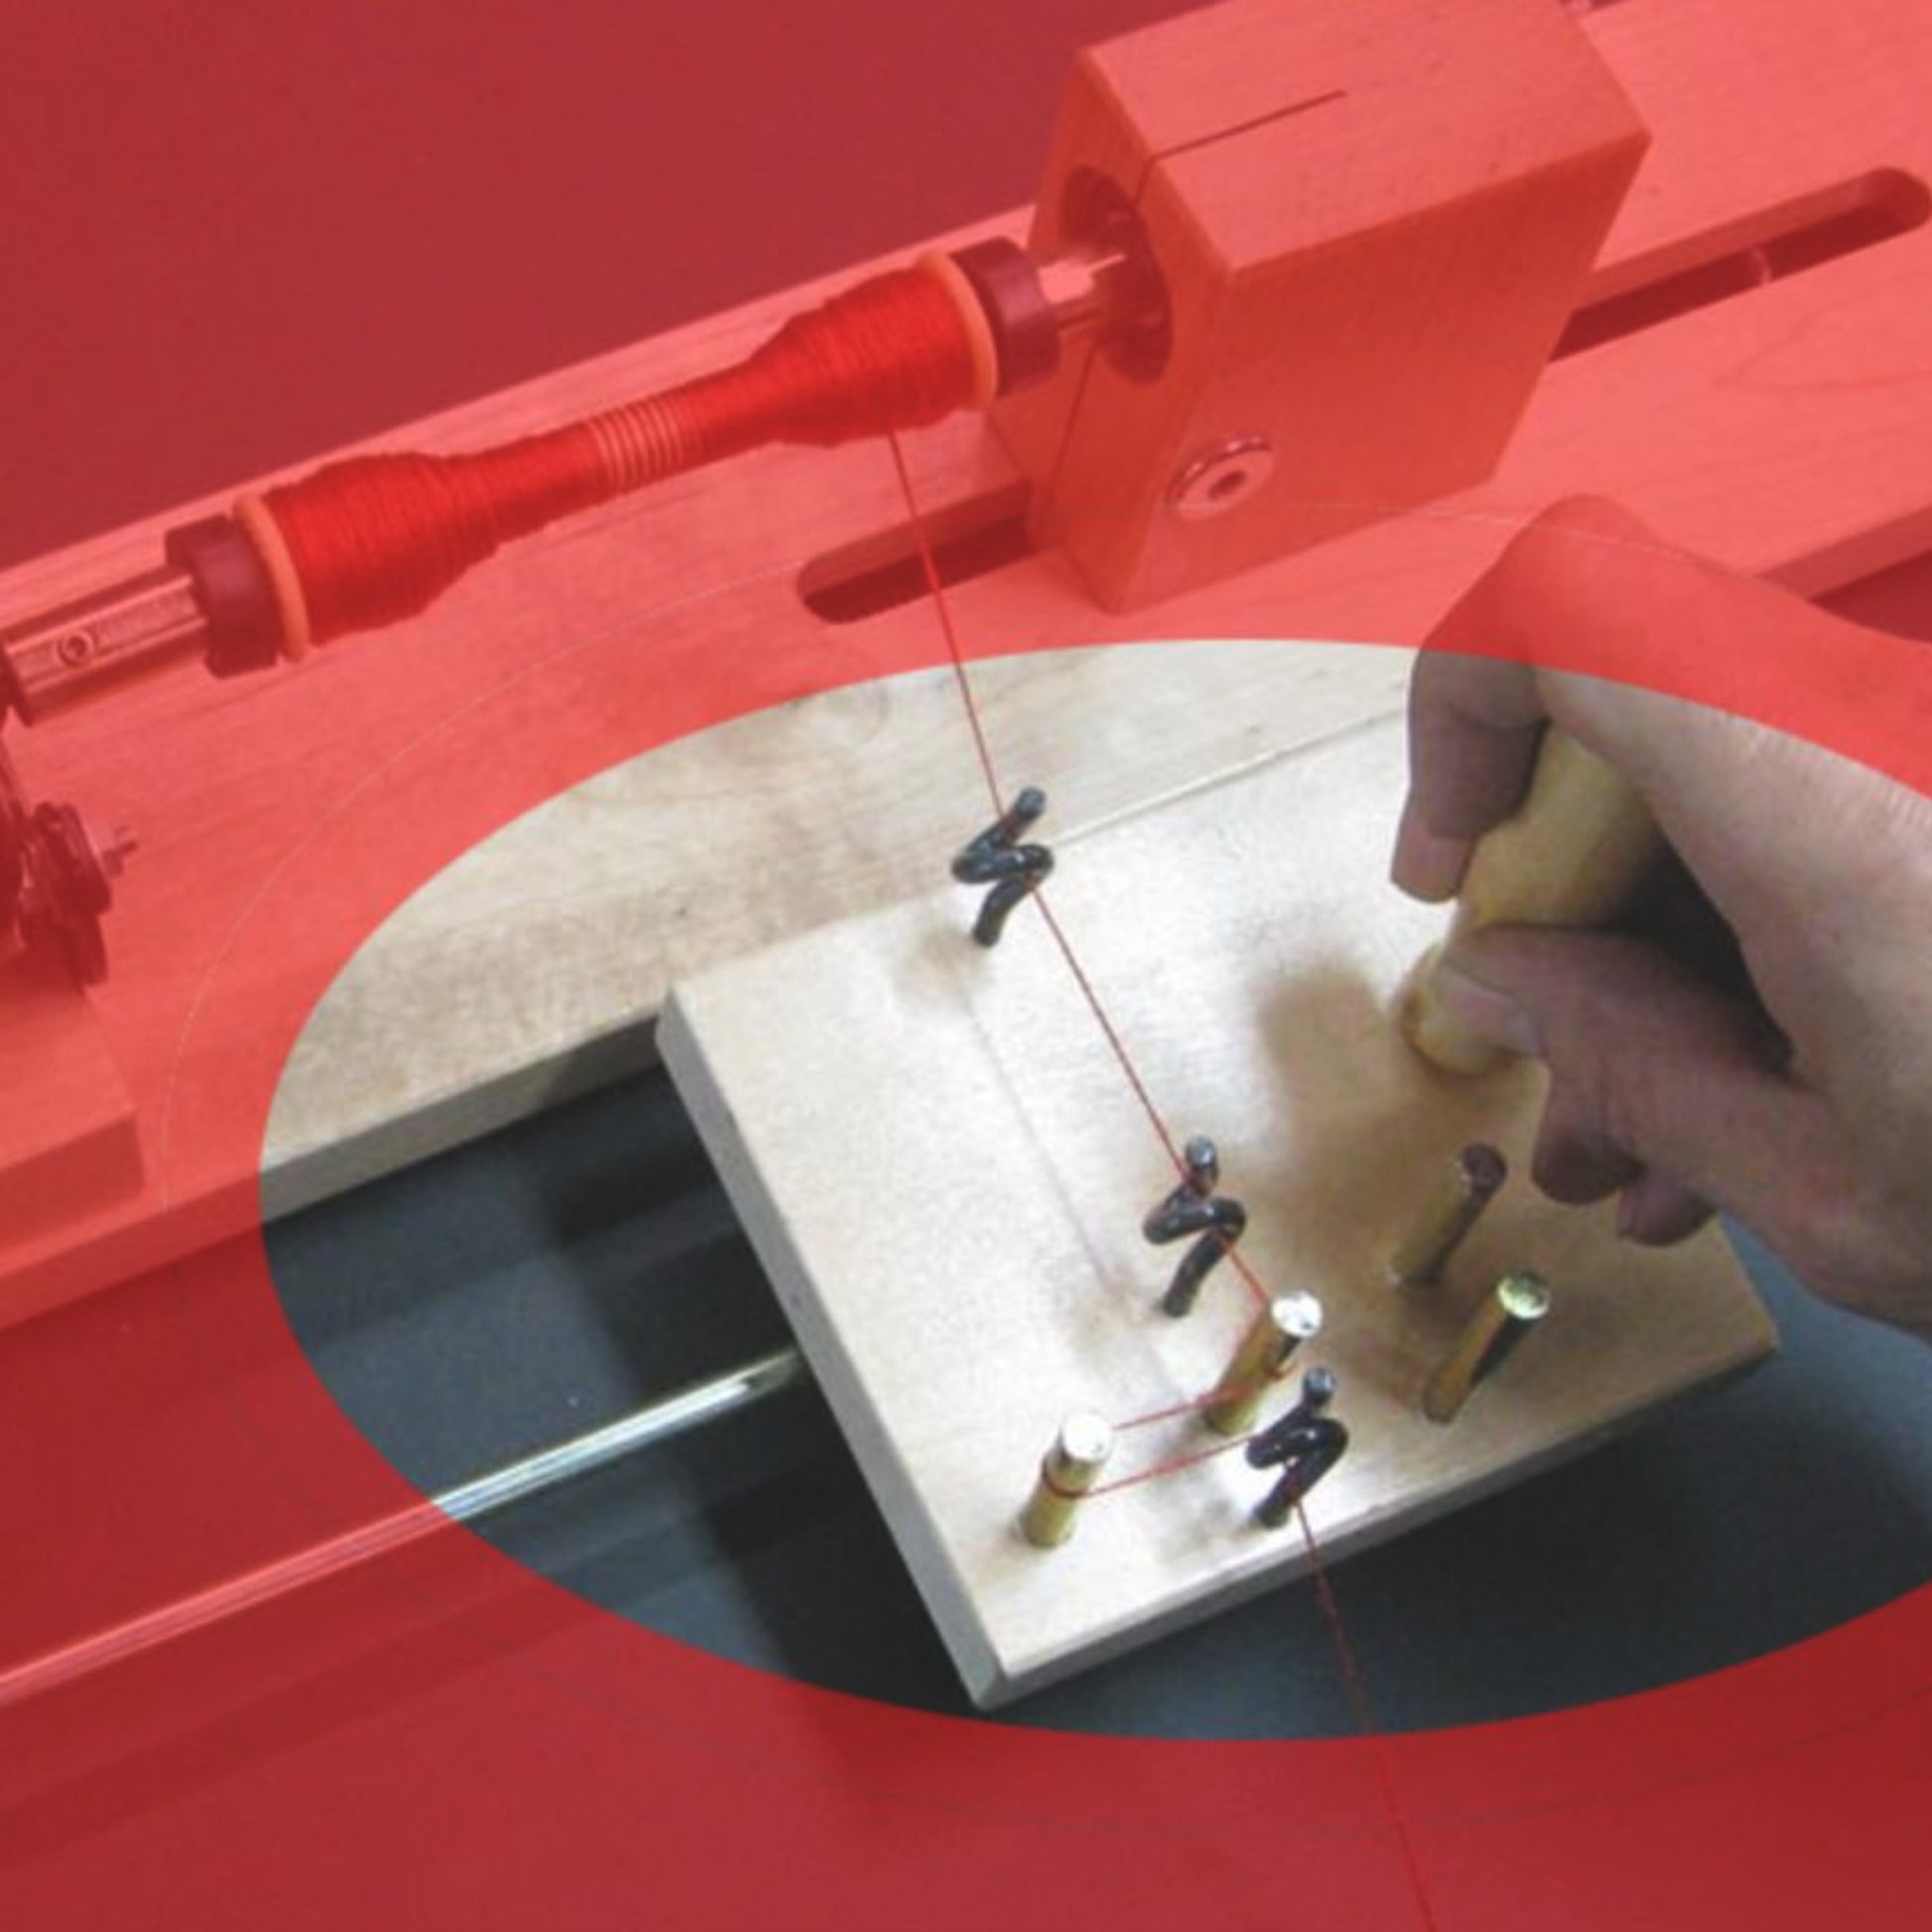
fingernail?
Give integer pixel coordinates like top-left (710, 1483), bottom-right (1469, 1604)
top-left (1432, 960), bottom-right (1543, 1057)
top-left (1391, 803), bottom-right (1470, 903)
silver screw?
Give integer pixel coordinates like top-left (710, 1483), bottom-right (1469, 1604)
top-left (1167, 435), bottom-right (1276, 520)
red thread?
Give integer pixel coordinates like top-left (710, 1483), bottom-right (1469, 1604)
top-left (887, 437), bottom-right (1194, 1166)
top-left (889, 435), bottom-right (1266, 1312)
top-left (1041, 888), bottom-right (1268, 1309)
top-left (1296, 1504), bottom-right (1443, 1932)
top-left (888, 432), bottom-right (1441, 1932)
top-left (1110, 1359), bottom-right (1293, 1435)
top-left (1113, 1387), bottom-right (1239, 1432)
top-left (266, 266), bottom-right (978, 645)
top-left (1083, 1432), bottom-right (1254, 1496)
top-left (886, 433), bottom-right (1005, 807)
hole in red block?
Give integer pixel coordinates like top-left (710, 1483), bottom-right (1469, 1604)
top-left (798, 483), bottom-right (1035, 623)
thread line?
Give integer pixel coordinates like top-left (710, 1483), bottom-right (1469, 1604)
top-left (1296, 1504), bottom-right (1443, 1932)
top-left (886, 429), bottom-right (1439, 1932)
top-left (1082, 1433), bottom-right (1254, 1496)
top-left (887, 433), bottom-right (1005, 809)
top-left (887, 438), bottom-right (1268, 1309)
top-left (1112, 1385), bottom-right (1247, 1432)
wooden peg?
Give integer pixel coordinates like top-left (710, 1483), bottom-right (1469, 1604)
top-left (1402, 730), bottom-right (1664, 1074)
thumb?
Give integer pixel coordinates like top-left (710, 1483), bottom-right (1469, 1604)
top-left (1433, 927), bottom-right (1837, 1250)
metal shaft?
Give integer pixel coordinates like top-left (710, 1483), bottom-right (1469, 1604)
top-left (1387, 1143), bottom-right (1507, 1287)
top-left (0, 1344), bottom-right (807, 1713)
top-left (1, 566), bottom-right (209, 724)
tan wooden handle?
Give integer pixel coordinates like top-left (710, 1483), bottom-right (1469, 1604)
top-left (1402, 729), bottom-right (1664, 1074)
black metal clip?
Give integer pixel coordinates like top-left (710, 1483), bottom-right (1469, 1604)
top-left (951, 785), bottom-right (1052, 946)
top-left (1143, 1134), bottom-right (1248, 1317)
top-left (1245, 1367), bottom-right (1348, 1529)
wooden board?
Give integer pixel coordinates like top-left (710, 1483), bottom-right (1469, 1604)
top-left (0, 954), bottom-right (142, 1249)
top-left (3, 0), bottom-right (1932, 1326)
top-left (659, 697), bottom-right (1776, 1704)
top-left (261, 639), bottom-right (1407, 1215)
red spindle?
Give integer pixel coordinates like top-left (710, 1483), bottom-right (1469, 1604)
top-left (254, 264), bottom-right (980, 647)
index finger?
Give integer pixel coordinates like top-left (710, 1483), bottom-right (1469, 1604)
top-left (1390, 501), bottom-right (1660, 899)
top-left (1393, 495), bottom-right (1883, 926)
top-left (1393, 646), bottom-right (1548, 900)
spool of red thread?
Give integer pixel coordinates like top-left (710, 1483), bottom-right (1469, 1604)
top-left (237, 254), bottom-right (1008, 652)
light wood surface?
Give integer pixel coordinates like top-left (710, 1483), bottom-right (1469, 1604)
top-left (0, 955), bottom-right (141, 1249)
top-left (262, 640), bottom-right (1406, 1215)
top-left (660, 703), bottom-right (1775, 1704)
top-left (1, 0), bottom-right (1928, 1325)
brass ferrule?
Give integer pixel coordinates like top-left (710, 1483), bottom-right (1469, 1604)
top-left (1422, 1270), bottom-right (1552, 1424)
top-left (1204, 1292), bottom-right (1323, 1438)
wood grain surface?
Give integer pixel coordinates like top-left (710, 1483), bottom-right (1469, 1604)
top-left (661, 706), bottom-right (1774, 1703)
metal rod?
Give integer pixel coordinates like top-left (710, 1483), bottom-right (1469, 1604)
top-left (438, 1346), bottom-right (805, 1523)
top-left (0, 1344), bottom-right (808, 1713)
top-left (1035, 246), bottom-right (1131, 345)
top-left (1, 565), bottom-right (208, 725)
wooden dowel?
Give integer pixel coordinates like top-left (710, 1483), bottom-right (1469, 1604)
top-left (1402, 729), bottom-right (1663, 1074)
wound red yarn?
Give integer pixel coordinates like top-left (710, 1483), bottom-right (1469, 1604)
top-left (262, 265), bottom-right (978, 645)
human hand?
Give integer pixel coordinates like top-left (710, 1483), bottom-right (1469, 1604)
top-left (1393, 497), bottom-right (1932, 1340)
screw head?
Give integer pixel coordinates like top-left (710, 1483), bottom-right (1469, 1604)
top-left (56, 629), bottom-right (94, 667)
top-left (1167, 435), bottom-right (1275, 520)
